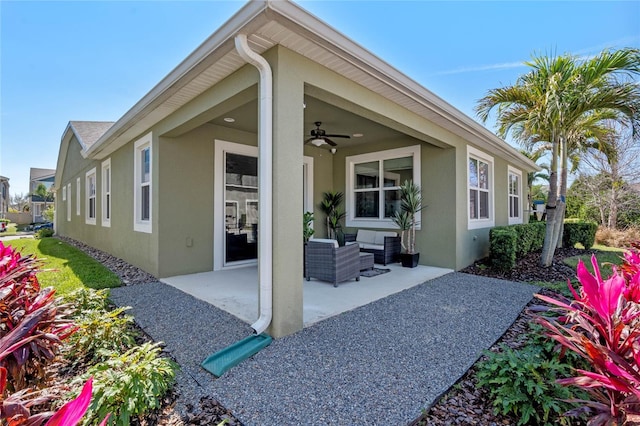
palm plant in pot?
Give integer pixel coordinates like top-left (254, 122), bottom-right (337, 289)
top-left (391, 180), bottom-right (424, 268)
top-left (320, 191), bottom-right (347, 245)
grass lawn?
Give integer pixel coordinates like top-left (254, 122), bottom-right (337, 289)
top-left (5, 237), bottom-right (121, 295)
top-left (563, 244), bottom-right (625, 277)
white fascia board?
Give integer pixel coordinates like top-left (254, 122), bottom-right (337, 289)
top-left (84, 1), bottom-right (271, 160)
top-left (271, 1), bottom-right (539, 173)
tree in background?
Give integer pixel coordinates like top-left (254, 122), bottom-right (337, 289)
top-left (33, 183), bottom-right (54, 215)
top-left (476, 48), bottom-right (640, 266)
top-left (10, 192), bottom-right (29, 212)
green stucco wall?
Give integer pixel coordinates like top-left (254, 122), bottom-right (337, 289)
top-left (56, 133), bottom-right (159, 276)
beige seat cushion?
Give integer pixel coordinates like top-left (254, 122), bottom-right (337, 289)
top-left (356, 229), bottom-right (376, 244)
top-left (309, 238), bottom-right (338, 248)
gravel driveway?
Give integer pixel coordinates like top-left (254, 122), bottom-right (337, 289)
top-left (109, 272), bottom-right (535, 425)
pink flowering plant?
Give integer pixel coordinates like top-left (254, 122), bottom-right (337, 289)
top-left (533, 243), bottom-right (640, 425)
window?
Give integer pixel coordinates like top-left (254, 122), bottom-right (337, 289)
top-left (346, 146), bottom-right (421, 229)
top-left (76, 178), bottom-right (81, 216)
top-left (467, 146), bottom-right (494, 229)
top-left (62, 186), bottom-right (66, 201)
top-left (102, 159), bottom-right (111, 227)
top-left (85, 168), bottom-right (96, 225)
top-left (508, 166), bottom-right (522, 224)
top-left (134, 133), bottom-right (152, 233)
top-left (67, 183), bottom-right (71, 222)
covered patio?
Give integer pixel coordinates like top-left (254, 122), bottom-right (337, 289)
top-left (161, 264), bottom-right (452, 326)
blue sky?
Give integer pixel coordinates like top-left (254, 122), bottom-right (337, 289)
top-left (1, 0), bottom-right (638, 196)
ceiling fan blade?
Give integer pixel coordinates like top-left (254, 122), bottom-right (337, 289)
top-left (324, 137), bottom-right (338, 146)
top-left (324, 134), bottom-right (351, 138)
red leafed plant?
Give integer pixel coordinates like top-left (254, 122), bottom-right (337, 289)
top-left (0, 242), bottom-right (108, 425)
top-left (533, 243), bottom-right (640, 425)
top-left (0, 242), bottom-right (77, 391)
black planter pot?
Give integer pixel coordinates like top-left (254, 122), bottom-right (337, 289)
top-left (400, 252), bottom-right (420, 268)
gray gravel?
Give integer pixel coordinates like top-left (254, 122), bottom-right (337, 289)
top-left (109, 272), bottom-right (535, 425)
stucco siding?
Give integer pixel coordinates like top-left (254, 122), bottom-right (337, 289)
top-left (156, 124), bottom-right (257, 278)
top-left (56, 133), bottom-right (160, 276)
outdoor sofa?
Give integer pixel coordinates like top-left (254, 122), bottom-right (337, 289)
top-left (345, 230), bottom-right (401, 265)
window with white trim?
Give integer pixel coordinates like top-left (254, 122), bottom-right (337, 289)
top-left (134, 134), bottom-right (152, 233)
top-left (67, 183), bottom-right (71, 222)
top-left (76, 178), bottom-right (81, 216)
top-left (346, 145), bottom-right (421, 229)
top-left (85, 168), bottom-right (96, 225)
top-left (508, 166), bottom-right (523, 224)
top-left (62, 186), bottom-right (66, 201)
top-left (467, 146), bottom-right (494, 229)
top-left (102, 159), bottom-right (111, 227)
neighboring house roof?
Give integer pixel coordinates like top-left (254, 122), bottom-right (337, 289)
top-left (29, 168), bottom-right (56, 182)
top-left (58, 1), bottom-right (538, 175)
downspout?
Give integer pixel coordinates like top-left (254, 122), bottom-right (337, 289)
top-left (234, 34), bottom-right (273, 335)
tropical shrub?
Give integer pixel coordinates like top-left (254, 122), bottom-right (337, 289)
top-left (0, 242), bottom-right (76, 391)
top-left (66, 306), bottom-right (137, 364)
top-left (81, 342), bottom-right (178, 426)
top-left (477, 343), bottom-right (583, 426)
top-left (489, 228), bottom-right (517, 271)
top-left (36, 228), bottom-right (54, 239)
top-left (533, 244), bottom-right (640, 425)
top-left (63, 288), bottom-right (111, 315)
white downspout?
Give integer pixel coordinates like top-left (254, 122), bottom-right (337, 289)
top-left (234, 34), bottom-right (273, 335)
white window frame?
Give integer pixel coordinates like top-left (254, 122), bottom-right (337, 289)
top-left (102, 158), bottom-right (111, 227)
top-left (66, 183), bottom-right (71, 222)
top-left (133, 133), bottom-right (152, 233)
top-left (467, 146), bottom-right (494, 229)
top-left (85, 168), bottom-right (97, 225)
top-left (76, 178), bottom-right (81, 216)
top-left (508, 166), bottom-right (523, 225)
top-left (345, 145), bottom-right (421, 229)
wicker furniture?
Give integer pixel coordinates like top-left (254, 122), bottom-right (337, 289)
top-left (345, 230), bottom-right (401, 265)
top-left (305, 239), bottom-right (360, 287)
top-left (359, 252), bottom-right (374, 271)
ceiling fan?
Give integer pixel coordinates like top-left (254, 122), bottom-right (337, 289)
top-left (305, 121), bottom-right (350, 147)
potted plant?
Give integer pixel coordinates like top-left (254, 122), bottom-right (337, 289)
top-left (320, 191), bottom-right (346, 245)
top-left (391, 180), bottom-right (424, 268)
top-left (303, 211), bottom-right (314, 276)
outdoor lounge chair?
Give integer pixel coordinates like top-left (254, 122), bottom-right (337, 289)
top-left (305, 239), bottom-right (360, 287)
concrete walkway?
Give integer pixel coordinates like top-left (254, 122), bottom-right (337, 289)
top-left (109, 272), bottom-right (536, 425)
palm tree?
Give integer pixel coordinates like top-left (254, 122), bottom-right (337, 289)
top-left (476, 48), bottom-right (640, 266)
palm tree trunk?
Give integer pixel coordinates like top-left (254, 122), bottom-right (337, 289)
top-left (540, 136), bottom-right (560, 267)
top-left (554, 137), bottom-right (568, 249)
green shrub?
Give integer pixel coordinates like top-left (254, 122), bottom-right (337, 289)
top-left (0, 218), bottom-right (9, 224)
top-left (81, 342), bottom-right (178, 426)
top-left (66, 306), bottom-right (138, 363)
top-left (36, 228), bottom-right (55, 238)
top-left (489, 228), bottom-right (517, 271)
top-left (63, 288), bottom-right (112, 315)
top-left (562, 222), bottom-right (597, 249)
top-left (476, 344), bottom-right (583, 426)
top-left (512, 222), bottom-right (546, 257)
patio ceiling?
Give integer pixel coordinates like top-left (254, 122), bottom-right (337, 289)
top-left (208, 95), bottom-right (426, 148)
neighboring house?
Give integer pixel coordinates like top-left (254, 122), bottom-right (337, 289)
top-left (0, 176), bottom-right (9, 218)
top-left (29, 168), bottom-right (56, 223)
top-left (54, 0), bottom-right (538, 337)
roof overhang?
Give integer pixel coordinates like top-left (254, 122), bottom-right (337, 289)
top-left (82, 0), bottom-right (538, 172)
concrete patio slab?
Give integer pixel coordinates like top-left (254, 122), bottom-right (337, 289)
top-left (161, 263), bottom-right (452, 326)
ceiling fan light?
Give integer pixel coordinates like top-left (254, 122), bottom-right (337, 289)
top-left (311, 138), bottom-right (326, 147)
